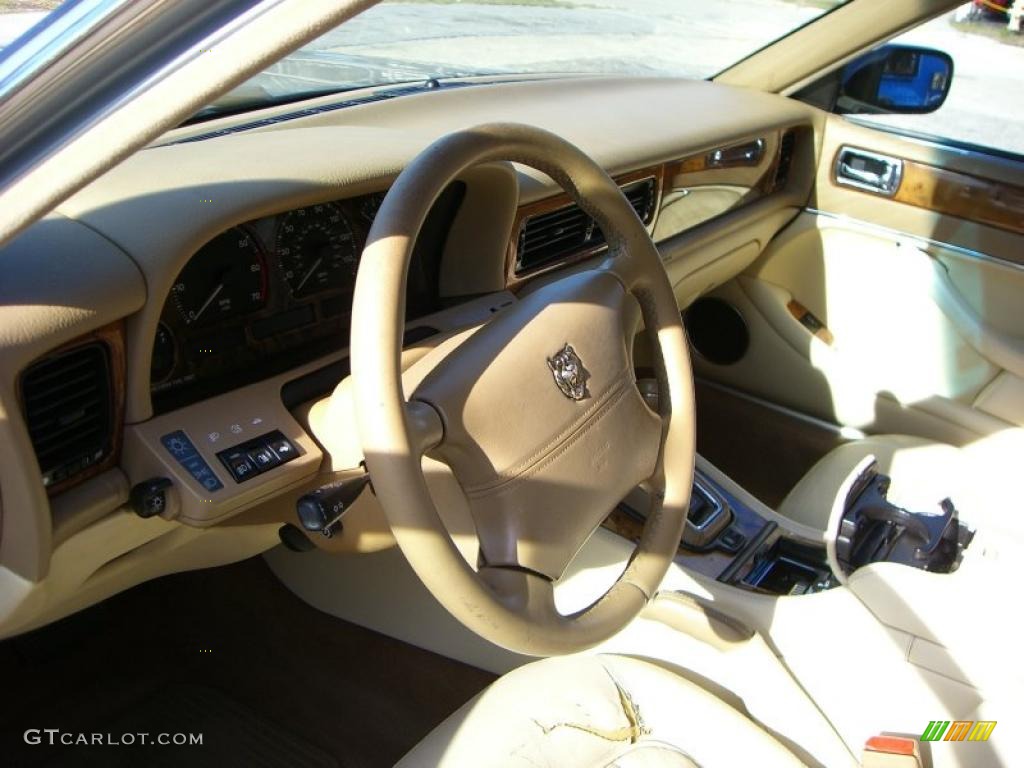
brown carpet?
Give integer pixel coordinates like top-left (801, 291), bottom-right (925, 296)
top-left (0, 556), bottom-right (495, 768)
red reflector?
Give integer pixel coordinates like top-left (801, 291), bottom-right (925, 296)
top-left (865, 736), bottom-right (916, 756)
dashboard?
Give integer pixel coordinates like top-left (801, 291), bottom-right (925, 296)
top-left (148, 125), bottom-right (805, 417)
top-left (150, 184), bottom-right (464, 413)
top-left (0, 74), bottom-right (822, 635)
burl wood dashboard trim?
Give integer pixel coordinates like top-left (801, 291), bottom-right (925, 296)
top-left (17, 321), bottom-right (127, 497)
top-left (833, 149), bottom-right (1024, 237)
top-left (894, 160), bottom-right (1024, 236)
top-left (505, 131), bottom-right (791, 289)
top-left (602, 507), bottom-right (737, 581)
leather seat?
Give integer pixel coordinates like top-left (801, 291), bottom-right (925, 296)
top-left (397, 654), bottom-right (805, 767)
top-left (777, 432), bottom-right (1023, 535)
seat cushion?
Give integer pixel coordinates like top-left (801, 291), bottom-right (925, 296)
top-left (396, 654), bottom-right (805, 767)
top-left (780, 430), bottom-right (1024, 551)
top-left (778, 435), bottom-right (981, 532)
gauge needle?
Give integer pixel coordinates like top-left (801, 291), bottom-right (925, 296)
top-left (192, 283), bottom-right (224, 322)
top-left (295, 257), bottom-right (323, 294)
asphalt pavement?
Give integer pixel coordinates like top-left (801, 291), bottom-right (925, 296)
top-left (310, 0), bottom-right (821, 80)
top-left (867, 10), bottom-right (1024, 155)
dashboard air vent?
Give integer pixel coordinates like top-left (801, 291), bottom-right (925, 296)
top-left (516, 177), bottom-right (657, 274)
top-left (21, 343), bottom-right (114, 490)
top-left (774, 130), bottom-right (797, 192)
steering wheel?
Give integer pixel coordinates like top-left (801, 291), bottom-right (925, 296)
top-left (351, 124), bottom-right (695, 656)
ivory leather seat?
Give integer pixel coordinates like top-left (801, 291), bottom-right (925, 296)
top-left (397, 654), bottom-right (806, 767)
top-left (777, 431), bottom-right (1024, 538)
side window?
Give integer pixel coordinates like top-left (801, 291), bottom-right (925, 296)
top-left (847, 3), bottom-right (1024, 157)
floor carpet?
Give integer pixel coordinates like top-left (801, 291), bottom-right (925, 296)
top-left (0, 556), bottom-right (495, 768)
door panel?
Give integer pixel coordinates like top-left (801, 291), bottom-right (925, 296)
top-left (812, 118), bottom-right (1024, 266)
top-left (692, 115), bottom-right (1024, 445)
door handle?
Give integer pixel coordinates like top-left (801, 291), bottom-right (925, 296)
top-left (834, 147), bottom-right (903, 196)
top-left (708, 138), bottom-right (766, 168)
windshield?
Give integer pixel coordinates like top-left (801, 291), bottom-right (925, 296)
top-left (199, 0), bottom-right (848, 120)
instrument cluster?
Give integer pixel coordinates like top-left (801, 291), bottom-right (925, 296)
top-left (151, 189), bottom-right (433, 414)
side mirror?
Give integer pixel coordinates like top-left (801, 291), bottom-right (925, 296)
top-left (837, 44), bottom-right (953, 115)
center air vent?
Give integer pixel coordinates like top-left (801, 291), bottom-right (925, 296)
top-left (21, 342), bottom-right (114, 490)
top-left (515, 176), bottom-right (657, 274)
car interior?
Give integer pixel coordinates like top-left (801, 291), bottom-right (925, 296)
top-left (0, 0), bottom-right (1021, 766)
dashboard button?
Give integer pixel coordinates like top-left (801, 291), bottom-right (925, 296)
top-left (225, 453), bottom-right (258, 483)
top-left (216, 430), bottom-right (299, 484)
top-left (268, 436), bottom-right (296, 461)
top-left (161, 431), bottom-right (198, 461)
top-left (249, 445), bottom-right (281, 471)
top-left (161, 431), bottom-right (224, 491)
top-left (200, 475), bottom-right (223, 492)
top-left (181, 454), bottom-right (210, 476)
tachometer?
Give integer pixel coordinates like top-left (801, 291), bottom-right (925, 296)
top-left (172, 228), bottom-right (267, 327)
top-left (276, 203), bottom-right (358, 299)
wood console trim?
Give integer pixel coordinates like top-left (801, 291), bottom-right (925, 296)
top-left (601, 507), bottom-right (739, 581)
top-left (892, 160), bottom-right (1024, 236)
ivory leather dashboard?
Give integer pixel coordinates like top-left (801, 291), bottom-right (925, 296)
top-left (0, 75), bottom-right (821, 599)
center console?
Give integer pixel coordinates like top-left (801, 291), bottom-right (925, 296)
top-left (681, 469), bottom-right (840, 595)
top-left (612, 467), bottom-right (838, 595)
top-left (609, 456), bottom-right (974, 597)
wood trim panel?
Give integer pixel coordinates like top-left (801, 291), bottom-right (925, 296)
top-left (503, 130), bottom-right (799, 289)
top-left (504, 165), bottom-right (663, 288)
top-left (664, 137), bottom-right (772, 179)
top-left (602, 507), bottom-right (735, 581)
top-left (892, 160), bottom-right (1024, 236)
top-left (17, 321), bottom-right (126, 497)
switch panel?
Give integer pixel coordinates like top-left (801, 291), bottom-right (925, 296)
top-left (216, 430), bottom-right (299, 484)
top-left (160, 431), bottom-right (224, 492)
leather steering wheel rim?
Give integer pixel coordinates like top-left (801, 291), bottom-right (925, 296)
top-left (351, 123), bottom-right (695, 656)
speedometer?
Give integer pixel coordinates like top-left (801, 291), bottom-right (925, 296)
top-left (276, 203), bottom-right (358, 299)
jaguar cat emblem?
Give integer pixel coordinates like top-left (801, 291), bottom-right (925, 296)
top-left (547, 344), bottom-right (589, 401)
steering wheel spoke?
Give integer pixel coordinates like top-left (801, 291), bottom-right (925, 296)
top-left (479, 566), bottom-right (558, 621)
top-left (405, 399), bottom-right (444, 455)
top-left (601, 242), bottom-right (647, 292)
